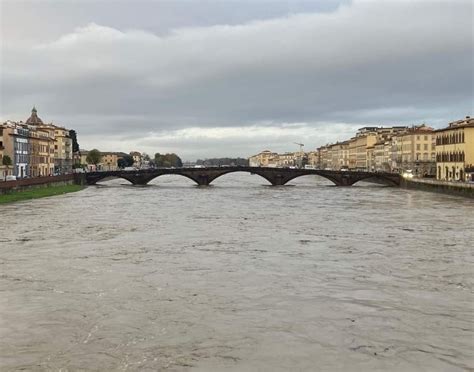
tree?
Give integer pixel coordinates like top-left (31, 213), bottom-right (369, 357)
top-left (195, 157), bottom-right (249, 166)
top-left (117, 154), bottom-right (134, 168)
top-left (86, 149), bottom-right (102, 166)
top-left (2, 155), bottom-right (12, 179)
top-left (154, 153), bottom-right (183, 168)
top-left (69, 130), bottom-right (80, 153)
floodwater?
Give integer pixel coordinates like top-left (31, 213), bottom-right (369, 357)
top-left (1, 174), bottom-right (473, 371)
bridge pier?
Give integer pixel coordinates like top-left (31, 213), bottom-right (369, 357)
top-left (127, 175), bottom-right (151, 185)
top-left (196, 174), bottom-right (210, 186)
top-left (271, 174), bottom-right (285, 186)
top-left (335, 174), bottom-right (356, 186)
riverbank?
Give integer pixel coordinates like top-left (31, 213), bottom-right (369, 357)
top-left (401, 178), bottom-right (474, 198)
top-left (0, 184), bottom-right (84, 204)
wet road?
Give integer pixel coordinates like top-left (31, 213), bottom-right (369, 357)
top-left (1, 174), bottom-right (473, 371)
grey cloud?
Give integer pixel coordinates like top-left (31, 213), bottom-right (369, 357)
top-left (1, 0), bottom-right (472, 157)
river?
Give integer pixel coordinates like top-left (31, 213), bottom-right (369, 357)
top-left (1, 174), bottom-right (473, 371)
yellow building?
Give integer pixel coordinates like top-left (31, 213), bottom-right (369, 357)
top-left (435, 116), bottom-right (474, 182)
top-left (277, 152), bottom-right (297, 167)
top-left (74, 150), bottom-right (89, 168)
top-left (316, 145), bottom-right (330, 169)
top-left (352, 128), bottom-right (378, 170)
top-left (327, 141), bottom-right (349, 170)
top-left (52, 126), bottom-right (72, 174)
top-left (307, 151), bottom-right (318, 167)
top-left (395, 124), bottom-right (436, 176)
top-left (101, 152), bottom-right (120, 170)
top-left (248, 150), bottom-right (278, 167)
top-left (29, 127), bottom-right (54, 177)
top-left (373, 141), bottom-right (393, 172)
top-left (26, 107), bottom-right (73, 174)
top-left (347, 138), bottom-right (357, 170)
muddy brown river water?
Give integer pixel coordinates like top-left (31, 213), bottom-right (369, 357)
top-left (1, 174), bottom-right (473, 371)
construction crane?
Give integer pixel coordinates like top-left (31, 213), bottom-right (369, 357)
top-left (294, 142), bottom-right (304, 168)
top-left (294, 142), bottom-right (304, 153)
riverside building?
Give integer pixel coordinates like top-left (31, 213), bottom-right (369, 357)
top-left (435, 116), bottom-right (474, 182)
top-left (0, 108), bottom-right (74, 178)
top-left (394, 124), bottom-right (436, 177)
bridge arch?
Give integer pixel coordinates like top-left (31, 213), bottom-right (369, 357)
top-left (208, 169), bottom-right (274, 185)
top-left (144, 173), bottom-right (201, 185)
top-left (281, 173), bottom-right (341, 186)
top-left (350, 174), bottom-right (400, 187)
top-left (91, 174), bottom-right (134, 185)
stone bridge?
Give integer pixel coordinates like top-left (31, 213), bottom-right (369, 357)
top-left (75, 167), bottom-right (401, 187)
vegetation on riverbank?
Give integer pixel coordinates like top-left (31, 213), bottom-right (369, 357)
top-left (0, 184), bottom-right (84, 204)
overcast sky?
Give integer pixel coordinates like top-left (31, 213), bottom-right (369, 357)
top-left (1, 0), bottom-right (472, 160)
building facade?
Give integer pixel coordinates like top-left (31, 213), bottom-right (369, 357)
top-left (395, 124), bottom-right (436, 177)
top-left (249, 150), bottom-right (278, 167)
top-left (435, 116), bottom-right (474, 181)
top-left (130, 151), bottom-right (142, 168)
top-left (29, 127), bottom-right (55, 177)
top-left (0, 108), bottom-right (74, 178)
top-left (0, 123), bottom-right (30, 178)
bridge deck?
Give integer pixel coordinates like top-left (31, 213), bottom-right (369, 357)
top-left (76, 167), bottom-right (401, 187)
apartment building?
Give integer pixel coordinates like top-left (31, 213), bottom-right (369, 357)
top-left (435, 116), bottom-right (474, 181)
top-left (53, 127), bottom-right (73, 174)
top-left (29, 127), bottom-right (55, 177)
top-left (395, 124), bottom-right (436, 176)
top-left (316, 145), bottom-right (330, 169)
top-left (355, 129), bottom-right (378, 170)
top-left (130, 151), bottom-right (142, 168)
top-left (277, 152), bottom-right (297, 167)
top-left (0, 108), bottom-right (74, 178)
top-left (327, 142), bottom-right (349, 170)
top-left (0, 122), bottom-right (30, 178)
top-left (101, 152), bottom-right (119, 170)
top-left (249, 150), bottom-right (278, 167)
top-left (307, 151), bottom-right (318, 167)
top-left (373, 140), bottom-right (393, 172)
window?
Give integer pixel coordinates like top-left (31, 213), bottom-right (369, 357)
top-left (424, 135), bottom-right (428, 141)
top-left (416, 144), bottom-right (421, 150)
top-left (424, 144), bottom-right (428, 150)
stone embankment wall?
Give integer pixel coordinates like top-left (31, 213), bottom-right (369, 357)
top-left (401, 178), bottom-right (474, 199)
top-left (0, 175), bottom-right (75, 195)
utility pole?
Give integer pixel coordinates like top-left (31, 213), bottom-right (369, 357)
top-left (294, 142), bottom-right (304, 168)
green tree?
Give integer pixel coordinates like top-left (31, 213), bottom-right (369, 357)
top-left (118, 154), bottom-right (134, 168)
top-left (86, 149), bottom-right (102, 166)
top-left (69, 129), bottom-right (80, 153)
top-left (2, 155), bottom-right (12, 179)
top-left (154, 153), bottom-right (183, 168)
